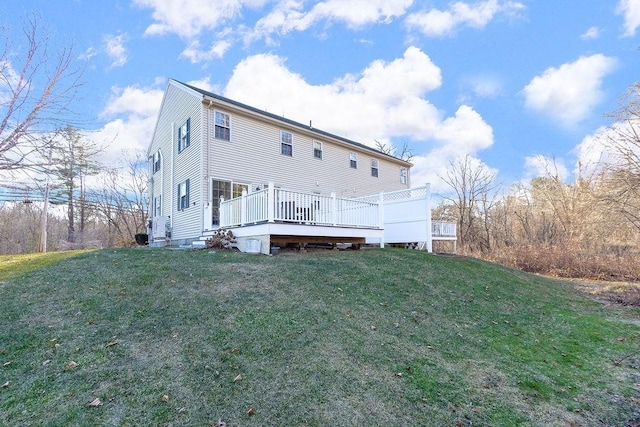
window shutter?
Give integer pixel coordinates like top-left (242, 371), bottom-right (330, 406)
top-left (177, 183), bottom-right (182, 210)
top-left (185, 179), bottom-right (190, 207)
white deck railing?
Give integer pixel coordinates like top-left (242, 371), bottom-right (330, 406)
top-left (220, 184), bottom-right (382, 229)
top-left (432, 220), bottom-right (457, 238)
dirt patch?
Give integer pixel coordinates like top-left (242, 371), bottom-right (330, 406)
top-left (571, 279), bottom-right (640, 308)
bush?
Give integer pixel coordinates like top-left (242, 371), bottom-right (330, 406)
top-left (205, 229), bottom-right (236, 249)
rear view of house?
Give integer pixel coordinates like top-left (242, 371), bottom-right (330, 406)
top-left (147, 79), bottom-right (455, 253)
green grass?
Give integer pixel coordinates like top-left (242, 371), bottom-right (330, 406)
top-left (0, 248), bottom-right (638, 426)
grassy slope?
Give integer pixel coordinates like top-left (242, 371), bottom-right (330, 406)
top-left (0, 248), bottom-right (638, 426)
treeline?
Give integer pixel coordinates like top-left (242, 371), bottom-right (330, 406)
top-left (434, 84), bottom-right (640, 281)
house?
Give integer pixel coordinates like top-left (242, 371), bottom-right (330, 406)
top-left (147, 79), bottom-right (456, 253)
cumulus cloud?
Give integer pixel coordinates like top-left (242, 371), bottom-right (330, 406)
top-left (133, 0), bottom-right (266, 38)
top-left (405, 0), bottom-right (524, 37)
top-left (522, 54), bottom-right (617, 127)
top-left (247, 0), bottom-right (413, 42)
top-left (104, 33), bottom-right (128, 68)
top-left (617, 0), bottom-right (640, 37)
top-left (223, 46), bottom-right (494, 188)
top-left (94, 85), bottom-right (165, 166)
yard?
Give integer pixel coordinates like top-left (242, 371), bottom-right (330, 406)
top-left (0, 248), bottom-right (638, 426)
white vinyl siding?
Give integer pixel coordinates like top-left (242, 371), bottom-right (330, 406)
top-left (205, 106), bottom-right (409, 198)
top-left (147, 81), bottom-right (202, 242)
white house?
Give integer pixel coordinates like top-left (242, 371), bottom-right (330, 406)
top-left (147, 79), bottom-right (456, 253)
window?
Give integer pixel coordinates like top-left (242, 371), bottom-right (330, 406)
top-left (371, 159), bottom-right (379, 177)
top-left (400, 167), bottom-right (407, 184)
top-left (151, 151), bottom-right (161, 173)
top-left (178, 118), bottom-right (190, 152)
top-left (313, 141), bottom-right (323, 160)
top-left (153, 195), bottom-right (161, 217)
top-left (211, 179), bottom-right (248, 226)
top-left (215, 111), bottom-right (230, 141)
top-left (281, 131), bottom-right (293, 156)
top-left (349, 152), bottom-right (357, 169)
top-left (178, 179), bottom-right (190, 210)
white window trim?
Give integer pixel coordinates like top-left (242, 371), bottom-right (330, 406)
top-left (281, 130), bottom-right (293, 156)
top-left (349, 152), bottom-right (357, 169)
top-left (214, 111), bottom-right (230, 141)
top-left (371, 158), bottom-right (379, 177)
top-left (313, 140), bottom-right (323, 160)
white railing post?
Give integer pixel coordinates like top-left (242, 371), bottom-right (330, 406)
top-left (240, 188), bottom-right (247, 226)
top-left (219, 196), bottom-right (226, 226)
top-left (379, 191), bottom-right (385, 248)
top-left (425, 183), bottom-right (432, 253)
top-left (331, 192), bottom-right (337, 226)
top-left (267, 182), bottom-right (275, 223)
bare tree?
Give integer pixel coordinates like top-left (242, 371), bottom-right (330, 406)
top-left (440, 155), bottom-right (498, 252)
top-left (0, 15), bottom-right (83, 171)
top-left (374, 140), bottom-right (415, 162)
top-left (91, 154), bottom-right (148, 246)
top-left (601, 82), bottom-right (640, 231)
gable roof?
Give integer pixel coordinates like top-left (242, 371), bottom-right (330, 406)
top-left (172, 79), bottom-right (411, 167)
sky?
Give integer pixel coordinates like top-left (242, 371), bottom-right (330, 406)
top-left (3, 0), bottom-right (640, 194)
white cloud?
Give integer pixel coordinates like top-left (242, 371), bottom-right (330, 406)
top-left (246, 0), bottom-right (413, 43)
top-left (181, 38), bottom-right (233, 63)
top-left (134, 0), bottom-right (267, 38)
top-left (580, 26), bottom-right (600, 40)
top-left (617, 0), bottom-right (640, 37)
top-left (105, 33), bottom-right (129, 68)
top-left (94, 85), bottom-right (165, 166)
top-left (522, 54), bottom-right (617, 127)
top-left (405, 0), bottom-right (524, 37)
top-left (523, 154), bottom-right (569, 181)
top-left (224, 46), bottom-right (494, 189)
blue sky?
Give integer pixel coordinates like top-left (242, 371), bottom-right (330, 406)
top-left (3, 0), bottom-right (640, 192)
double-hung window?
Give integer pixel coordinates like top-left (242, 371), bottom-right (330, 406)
top-left (178, 179), bottom-right (190, 210)
top-left (313, 141), bottom-right (323, 159)
top-left (400, 167), bottom-right (407, 184)
top-left (178, 118), bottom-right (190, 152)
top-left (215, 111), bottom-right (230, 141)
top-left (349, 152), bottom-right (357, 169)
top-left (281, 131), bottom-right (293, 156)
top-left (371, 159), bottom-right (379, 177)
top-left (151, 151), bottom-right (161, 173)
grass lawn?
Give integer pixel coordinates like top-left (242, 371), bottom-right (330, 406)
top-left (0, 248), bottom-right (638, 426)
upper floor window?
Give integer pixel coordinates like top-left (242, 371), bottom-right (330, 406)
top-left (178, 179), bottom-right (190, 210)
top-left (178, 118), bottom-right (190, 153)
top-left (151, 150), bottom-right (161, 173)
top-left (313, 141), bottom-right (323, 160)
top-left (349, 152), bottom-right (357, 169)
top-left (400, 167), bottom-right (407, 184)
top-left (281, 131), bottom-right (293, 156)
top-left (371, 159), bottom-right (379, 177)
top-left (215, 111), bottom-right (230, 141)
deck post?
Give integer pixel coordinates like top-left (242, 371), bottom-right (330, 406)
top-left (267, 182), bottom-right (275, 223)
top-left (219, 196), bottom-right (225, 226)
